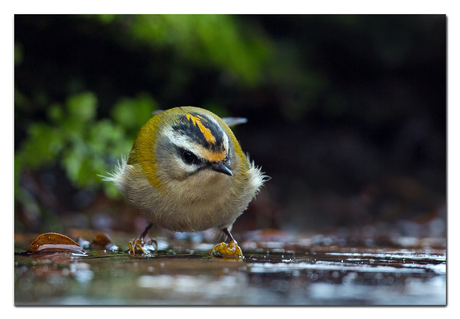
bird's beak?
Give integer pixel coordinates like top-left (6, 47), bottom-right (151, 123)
top-left (211, 162), bottom-right (233, 176)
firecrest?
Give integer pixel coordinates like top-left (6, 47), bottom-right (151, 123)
top-left (104, 106), bottom-right (267, 258)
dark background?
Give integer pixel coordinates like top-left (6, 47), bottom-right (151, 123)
top-left (14, 15), bottom-right (446, 240)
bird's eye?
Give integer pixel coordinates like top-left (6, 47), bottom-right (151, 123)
top-left (182, 150), bottom-right (199, 165)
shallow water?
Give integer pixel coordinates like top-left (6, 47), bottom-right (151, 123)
top-left (14, 234), bottom-right (446, 305)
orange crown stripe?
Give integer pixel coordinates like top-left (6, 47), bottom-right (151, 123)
top-left (206, 151), bottom-right (227, 162)
top-left (186, 114), bottom-right (216, 144)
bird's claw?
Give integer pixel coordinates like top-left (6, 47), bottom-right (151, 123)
top-left (209, 240), bottom-right (243, 259)
top-left (128, 237), bottom-right (157, 256)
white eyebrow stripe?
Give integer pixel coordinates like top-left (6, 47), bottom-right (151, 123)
top-left (163, 117), bottom-right (230, 163)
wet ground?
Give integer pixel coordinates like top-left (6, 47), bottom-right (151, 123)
top-left (14, 231), bottom-right (446, 306)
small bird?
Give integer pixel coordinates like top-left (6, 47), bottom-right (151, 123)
top-left (104, 106), bottom-right (267, 258)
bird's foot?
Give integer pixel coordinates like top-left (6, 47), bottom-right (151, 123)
top-left (209, 240), bottom-right (243, 259)
top-left (128, 237), bottom-right (157, 256)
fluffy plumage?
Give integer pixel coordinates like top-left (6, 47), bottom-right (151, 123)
top-left (104, 106), bottom-right (267, 235)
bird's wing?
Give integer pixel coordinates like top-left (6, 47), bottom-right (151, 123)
top-left (221, 117), bottom-right (248, 127)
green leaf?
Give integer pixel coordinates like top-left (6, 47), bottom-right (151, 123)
top-left (61, 146), bottom-right (87, 187)
top-left (112, 93), bottom-right (157, 133)
top-left (48, 103), bottom-right (63, 123)
top-left (19, 123), bottom-right (64, 169)
top-left (66, 92), bottom-right (97, 122)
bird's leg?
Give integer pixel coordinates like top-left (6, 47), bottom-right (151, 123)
top-left (128, 223), bottom-right (157, 255)
top-left (209, 227), bottom-right (243, 259)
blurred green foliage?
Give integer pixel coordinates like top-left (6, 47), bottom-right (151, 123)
top-left (126, 14), bottom-right (272, 85)
top-left (89, 14), bottom-right (272, 87)
top-left (15, 91), bottom-right (158, 201)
